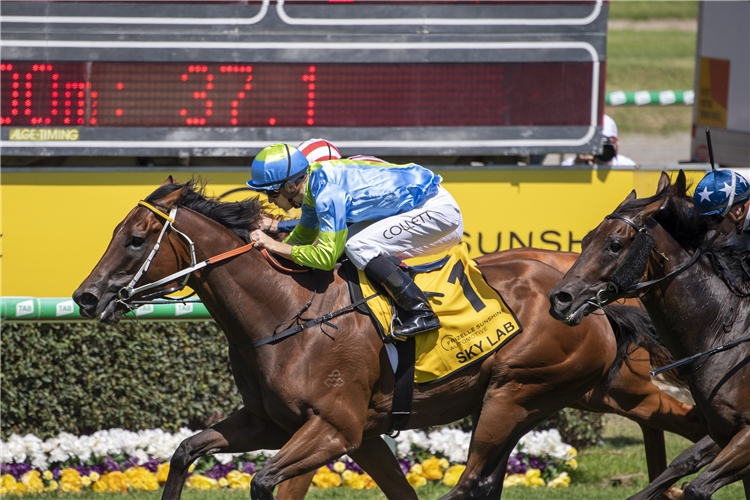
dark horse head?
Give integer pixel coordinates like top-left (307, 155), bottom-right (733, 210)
top-left (548, 170), bottom-right (731, 326)
top-left (72, 177), bottom-right (266, 324)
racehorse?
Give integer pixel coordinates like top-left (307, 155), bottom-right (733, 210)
top-left (275, 247), bottom-right (705, 500)
top-left (73, 178), bottom-right (697, 500)
top-left (549, 170), bottom-right (750, 499)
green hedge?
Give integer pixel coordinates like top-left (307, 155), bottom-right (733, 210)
top-left (1, 322), bottom-right (240, 440)
top-left (2, 322), bottom-right (603, 448)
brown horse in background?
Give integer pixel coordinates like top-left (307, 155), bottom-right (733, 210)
top-left (549, 170), bottom-right (750, 499)
top-left (74, 179), bottom-right (699, 500)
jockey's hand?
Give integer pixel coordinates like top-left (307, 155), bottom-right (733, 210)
top-left (259, 216), bottom-right (279, 234)
top-left (249, 229), bottom-right (274, 249)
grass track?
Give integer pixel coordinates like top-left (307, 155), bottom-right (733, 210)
top-left (609, 1), bottom-right (698, 21)
top-left (605, 26), bottom-right (696, 136)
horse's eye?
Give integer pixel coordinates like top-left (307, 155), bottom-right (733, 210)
top-left (130, 236), bottom-right (145, 248)
top-left (609, 241), bottom-right (623, 253)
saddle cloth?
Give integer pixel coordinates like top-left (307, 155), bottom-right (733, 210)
top-left (358, 243), bottom-right (522, 384)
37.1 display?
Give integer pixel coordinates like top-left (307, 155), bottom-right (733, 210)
top-left (0, 61), bottom-right (592, 128)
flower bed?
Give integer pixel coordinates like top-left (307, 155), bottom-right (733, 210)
top-left (1, 427), bottom-right (576, 495)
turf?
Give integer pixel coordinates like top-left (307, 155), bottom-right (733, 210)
top-left (605, 23), bottom-right (697, 136)
top-left (609, 1), bottom-right (698, 21)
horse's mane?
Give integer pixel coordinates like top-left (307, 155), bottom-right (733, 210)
top-left (146, 180), bottom-right (265, 244)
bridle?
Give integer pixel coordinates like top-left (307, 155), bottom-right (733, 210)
top-left (116, 200), bottom-right (306, 307)
top-left (586, 213), bottom-right (703, 309)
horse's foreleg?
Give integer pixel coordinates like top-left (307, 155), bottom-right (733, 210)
top-left (639, 424), bottom-right (668, 482)
top-left (347, 436), bottom-right (417, 500)
top-left (627, 435), bottom-right (721, 500)
top-left (161, 407), bottom-right (289, 500)
top-left (275, 472), bottom-right (315, 500)
top-left (251, 415), bottom-right (362, 500)
top-left (682, 426), bottom-right (750, 500)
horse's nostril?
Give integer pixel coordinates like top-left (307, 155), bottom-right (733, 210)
top-left (553, 291), bottom-right (573, 305)
top-left (78, 292), bottom-right (99, 307)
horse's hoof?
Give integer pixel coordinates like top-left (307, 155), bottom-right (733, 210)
top-left (659, 484), bottom-right (686, 500)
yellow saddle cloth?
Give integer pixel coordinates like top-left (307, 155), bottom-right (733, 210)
top-left (358, 243), bottom-right (522, 384)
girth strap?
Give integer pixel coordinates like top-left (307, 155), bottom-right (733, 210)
top-left (387, 337), bottom-right (416, 436)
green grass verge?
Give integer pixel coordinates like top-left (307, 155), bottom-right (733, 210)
top-left (608, 1), bottom-right (698, 21)
top-left (606, 30), bottom-right (696, 136)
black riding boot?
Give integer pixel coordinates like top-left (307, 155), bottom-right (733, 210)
top-left (364, 255), bottom-right (441, 337)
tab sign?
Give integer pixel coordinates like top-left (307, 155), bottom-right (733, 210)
top-left (9, 128), bottom-right (80, 141)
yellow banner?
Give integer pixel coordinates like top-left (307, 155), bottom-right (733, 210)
top-left (1, 169), bottom-right (706, 298)
top-left (8, 128), bottom-right (80, 141)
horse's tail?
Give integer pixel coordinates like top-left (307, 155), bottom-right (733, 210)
top-left (602, 303), bottom-right (689, 389)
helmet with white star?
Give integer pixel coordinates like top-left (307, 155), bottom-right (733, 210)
top-left (694, 169), bottom-right (750, 216)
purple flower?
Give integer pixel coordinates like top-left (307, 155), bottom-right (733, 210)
top-left (345, 461), bottom-right (363, 474)
top-left (204, 463), bottom-right (237, 480)
top-left (506, 454), bottom-right (527, 474)
top-left (52, 466), bottom-right (62, 479)
top-left (102, 457), bottom-right (121, 472)
top-left (142, 458), bottom-right (160, 473)
top-left (241, 462), bottom-right (257, 475)
top-left (5, 463), bottom-right (34, 481)
top-left (122, 456), bottom-right (140, 469)
top-left (397, 458), bottom-right (412, 475)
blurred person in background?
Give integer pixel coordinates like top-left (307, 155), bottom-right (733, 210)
top-left (562, 114), bottom-right (635, 167)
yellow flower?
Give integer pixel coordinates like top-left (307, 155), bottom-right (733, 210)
top-left (565, 458), bottom-right (578, 470)
top-left (94, 471), bottom-right (129, 493)
top-left (361, 473), bottom-right (378, 490)
top-left (312, 467), bottom-right (341, 489)
top-left (438, 458), bottom-right (450, 470)
top-left (503, 473), bottom-right (526, 487)
top-left (442, 465), bottom-right (466, 487)
top-left (186, 474), bottom-right (219, 491)
top-left (45, 480), bottom-right (59, 492)
top-left (60, 468), bottom-right (82, 493)
top-left (21, 470), bottom-right (44, 494)
top-left (567, 447), bottom-right (578, 458)
top-left (88, 471), bottom-right (100, 482)
top-left (342, 471), bottom-right (365, 490)
top-left (124, 467), bottom-right (159, 491)
top-left (419, 457), bottom-right (444, 480)
top-left (188, 464), bottom-right (196, 473)
top-left (406, 472), bottom-right (427, 488)
top-left (1, 474), bottom-right (18, 496)
top-left (332, 461), bottom-right (347, 473)
top-left (524, 468), bottom-right (545, 487)
top-left (409, 463), bottom-right (423, 475)
top-left (547, 472), bottom-right (571, 488)
top-left (226, 471), bottom-right (253, 490)
top-left (157, 463), bottom-right (171, 484)
top-left (218, 477), bottom-right (229, 488)
top-left (42, 470), bottom-right (54, 481)
top-left (81, 476), bottom-right (92, 487)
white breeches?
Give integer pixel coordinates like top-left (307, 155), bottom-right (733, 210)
top-left (344, 186), bottom-right (464, 270)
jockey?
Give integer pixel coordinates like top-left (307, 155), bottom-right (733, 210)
top-left (694, 169), bottom-right (750, 253)
top-left (247, 143), bottom-right (464, 338)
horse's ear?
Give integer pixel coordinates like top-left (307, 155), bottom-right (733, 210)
top-left (674, 170), bottom-right (687, 197)
top-left (615, 190), bottom-right (637, 210)
top-left (656, 171), bottom-right (671, 195)
top-left (161, 175), bottom-right (175, 186)
top-left (158, 184), bottom-right (190, 209)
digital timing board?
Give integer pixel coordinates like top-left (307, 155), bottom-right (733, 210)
top-left (1, 1), bottom-right (609, 157)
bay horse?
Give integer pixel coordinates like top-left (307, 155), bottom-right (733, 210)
top-left (73, 178), bottom-right (696, 500)
top-left (277, 247), bottom-right (705, 500)
top-left (549, 170), bottom-right (750, 499)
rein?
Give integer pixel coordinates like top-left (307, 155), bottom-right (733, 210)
top-left (602, 213), bottom-right (750, 375)
top-left (118, 201), bottom-right (307, 305)
top-left (118, 200), bottom-right (367, 349)
top-left (587, 214), bottom-right (702, 309)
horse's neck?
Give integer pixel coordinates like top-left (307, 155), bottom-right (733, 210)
top-left (643, 227), bottom-right (746, 358)
top-left (174, 208), bottom-right (308, 346)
